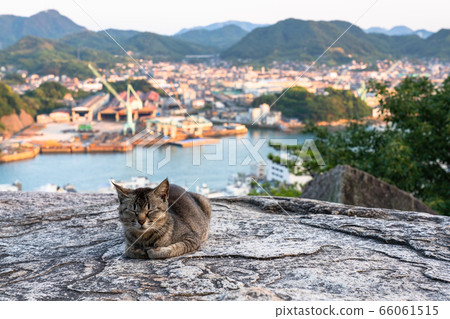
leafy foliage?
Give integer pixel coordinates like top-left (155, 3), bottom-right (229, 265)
top-left (0, 82), bottom-right (39, 129)
top-left (24, 81), bottom-right (69, 114)
top-left (0, 82), bottom-right (28, 117)
top-left (24, 81), bottom-right (91, 114)
top-left (248, 180), bottom-right (302, 197)
top-left (253, 86), bottom-right (371, 121)
top-left (2, 73), bottom-right (26, 85)
top-left (0, 81), bottom-right (93, 127)
top-left (299, 76), bottom-right (450, 215)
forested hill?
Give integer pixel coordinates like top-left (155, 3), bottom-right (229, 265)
top-left (222, 19), bottom-right (450, 63)
top-left (0, 32), bottom-right (213, 78)
top-left (174, 25), bottom-right (248, 50)
top-left (1, 13), bottom-right (449, 78)
top-left (252, 86), bottom-right (371, 122)
top-left (0, 10), bottom-right (85, 49)
top-left (0, 36), bottom-right (118, 79)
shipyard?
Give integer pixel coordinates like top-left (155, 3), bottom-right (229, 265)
top-left (0, 65), bottom-right (248, 163)
top-left (0, 121), bottom-right (248, 163)
top-left (2, 56), bottom-right (448, 164)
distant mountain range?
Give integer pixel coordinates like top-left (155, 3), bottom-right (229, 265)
top-left (366, 25), bottom-right (433, 39)
top-left (174, 25), bottom-right (248, 50)
top-left (0, 10), bottom-right (448, 78)
top-left (175, 20), bottom-right (268, 35)
top-left (60, 30), bottom-right (212, 59)
top-left (222, 19), bottom-right (378, 62)
top-left (0, 9), bottom-right (85, 49)
top-left (222, 19), bottom-right (449, 63)
top-left (0, 36), bottom-right (119, 79)
top-left (0, 31), bottom-right (213, 78)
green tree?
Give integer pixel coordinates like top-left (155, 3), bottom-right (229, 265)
top-left (2, 73), bottom-right (26, 85)
top-left (248, 180), bottom-right (302, 197)
top-left (0, 82), bottom-right (27, 117)
top-left (24, 81), bottom-right (93, 114)
top-left (0, 82), bottom-right (38, 131)
top-left (302, 76), bottom-right (450, 214)
top-left (252, 86), bottom-right (371, 121)
top-left (25, 82), bottom-right (69, 114)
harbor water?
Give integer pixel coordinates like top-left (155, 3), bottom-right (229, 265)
top-left (0, 129), bottom-right (313, 192)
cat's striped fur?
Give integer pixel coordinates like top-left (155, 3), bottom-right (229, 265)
top-left (112, 178), bottom-right (211, 259)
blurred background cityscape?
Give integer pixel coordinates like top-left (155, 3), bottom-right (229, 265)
top-left (0, 0), bottom-right (448, 214)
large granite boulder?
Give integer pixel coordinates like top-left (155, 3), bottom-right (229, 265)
top-left (0, 191), bottom-right (448, 300)
top-left (301, 165), bottom-right (435, 214)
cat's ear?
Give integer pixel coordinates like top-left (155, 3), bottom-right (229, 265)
top-left (111, 181), bottom-right (131, 203)
top-left (153, 178), bottom-right (169, 202)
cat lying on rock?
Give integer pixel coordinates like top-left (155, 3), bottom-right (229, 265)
top-left (112, 178), bottom-right (211, 259)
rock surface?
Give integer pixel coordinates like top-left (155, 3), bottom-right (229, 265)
top-left (0, 109), bottom-right (34, 135)
top-left (0, 191), bottom-right (448, 300)
top-left (301, 165), bottom-right (435, 214)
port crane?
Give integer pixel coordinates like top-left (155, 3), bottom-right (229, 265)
top-left (88, 64), bottom-right (143, 135)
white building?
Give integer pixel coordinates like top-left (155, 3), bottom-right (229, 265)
top-left (78, 78), bottom-right (103, 92)
top-left (248, 103), bottom-right (281, 125)
top-left (242, 79), bottom-right (293, 96)
top-left (248, 107), bottom-right (262, 122)
top-left (191, 99), bottom-right (205, 109)
top-left (36, 114), bottom-right (53, 124)
top-left (182, 88), bottom-right (197, 105)
top-left (266, 159), bottom-right (312, 186)
top-left (72, 93), bottom-right (109, 122)
top-left (264, 111), bottom-right (282, 125)
top-left (215, 101), bottom-right (225, 109)
top-left (49, 109), bottom-right (71, 122)
top-left (251, 162), bottom-right (266, 180)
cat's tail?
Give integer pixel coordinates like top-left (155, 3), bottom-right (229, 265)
top-left (190, 193), bottom-right (212, 218)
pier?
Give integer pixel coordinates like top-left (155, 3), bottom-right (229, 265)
top-left (0, 119), bottom-right (248, 163)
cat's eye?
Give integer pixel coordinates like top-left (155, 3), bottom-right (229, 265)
top-left (128, 204), bottom-right (138, 214)
top-left (127, 209), bottom-right (137, 215)
top-left (146, 209), bottom-right (158, 216)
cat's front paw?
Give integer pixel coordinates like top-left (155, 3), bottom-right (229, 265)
top-left (146, 247), bottom-right (171, 259)
top-left (124, 247), bottom-right (148, 259)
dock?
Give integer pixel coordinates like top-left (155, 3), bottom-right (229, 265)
top-left (0, 120), bottom-right (249, 162)
top-left (0, 144), bottom-right (40, 163)
top-left (169, 138), bottom-right (220, 148)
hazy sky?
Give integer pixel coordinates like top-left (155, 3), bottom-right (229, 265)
top-left (1, 0), bottom-right (449, 35)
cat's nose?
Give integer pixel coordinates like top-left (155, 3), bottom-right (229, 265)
top-left (138, 219), bottom-right (145, 225)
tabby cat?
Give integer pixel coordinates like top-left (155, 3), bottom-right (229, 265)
top-left (112, 178), bottom-right (211, 259)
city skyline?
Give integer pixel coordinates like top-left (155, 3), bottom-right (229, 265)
top-left (0, 0), bottom-right (449, 35)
